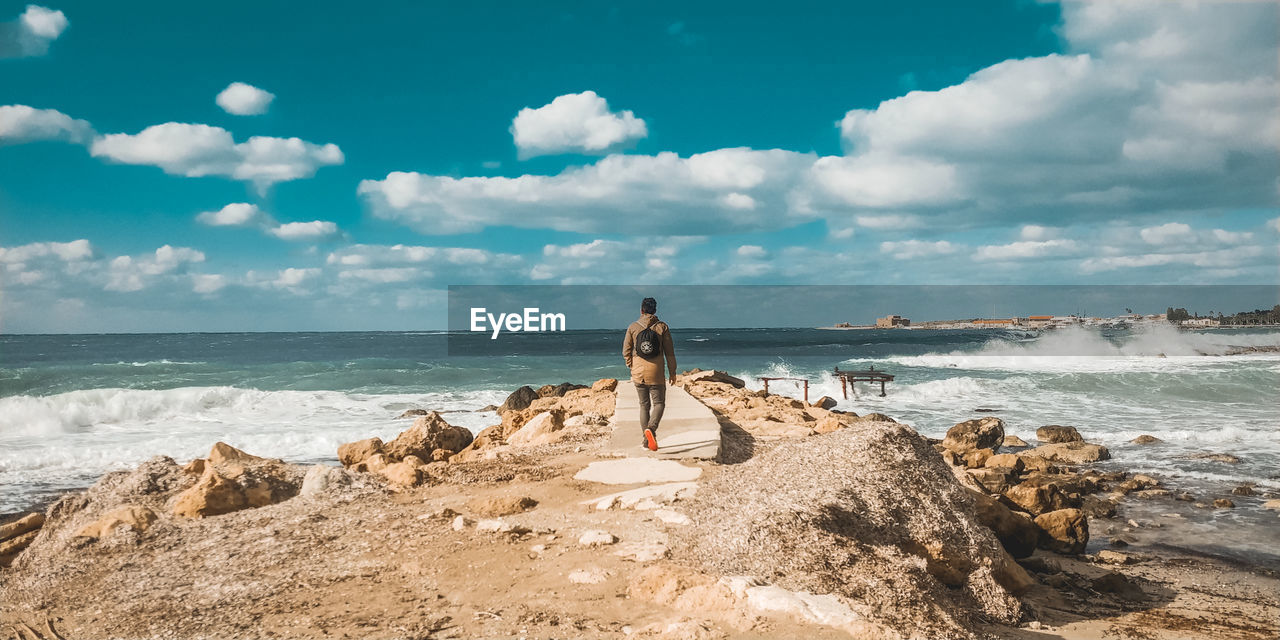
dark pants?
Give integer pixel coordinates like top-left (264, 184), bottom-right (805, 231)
top-left (636, 383), bottom-right (666, 431)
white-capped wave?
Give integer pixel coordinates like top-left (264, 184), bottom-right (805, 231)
top-left (0, 386), bottom-right (503, 437)
top-left (0, 385), bottom-right (508, 512)
top-left (883, 325), bottom-right (1280, 372)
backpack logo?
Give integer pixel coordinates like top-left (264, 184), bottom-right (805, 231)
top-left (636, 325), bottom-right (661, 357)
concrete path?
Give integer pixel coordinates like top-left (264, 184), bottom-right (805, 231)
top-left (608, 381), bottom-right (721, 459)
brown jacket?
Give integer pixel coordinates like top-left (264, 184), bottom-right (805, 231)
top-left (623, 313), bottom-right (677, 386)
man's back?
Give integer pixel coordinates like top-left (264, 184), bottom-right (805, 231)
top-left (623, 312), bottom-right (677, 385)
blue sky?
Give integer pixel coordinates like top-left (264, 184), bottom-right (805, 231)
top-left (1, 0), bottom-right (1277, 332)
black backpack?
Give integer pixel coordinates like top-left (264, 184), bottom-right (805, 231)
top-left (636, 322), bottom-right (662, 358)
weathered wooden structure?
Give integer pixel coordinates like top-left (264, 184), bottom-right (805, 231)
top-left (834, 366), bottom-right (894, 398)
top-left (759, 376), bottom-right (809, 403)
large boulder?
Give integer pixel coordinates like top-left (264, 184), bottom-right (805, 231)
top-left (1021, 442), bottom-right (1111, 465)
top-left (966, 489), bottom-right (1039, 559)
top-left (591, 378), bottom-right (618, 392)
top-left (966, 467), bottom-right (1016, 494)
top-left (537, 382), bottom-right (587, 398)
top-left (378, 462), bottom-right (423, 487)
top-left (499, 385), bottom-right (539, 412)
top-left (681, 370), bottom-right (745, 388)
top-left (1035, 425), bottom-right (1083, 443)
top-left (506, 411), bottom-right (567, 448)
top-left (382, 412), bottom-right (474, 461)
top-left (811, 396), bottom-right (838, 410)
top-left (1003, 481), bottom-right (1070, 516)
top-left (669, 423), bottom-right (1023, 637)
top-left (942, 417), bottom-right (1005, 454)
top-left (0, 513), bottom-right (44, 542)
top-left (208, 441), bottom-right (275, 466)
top-left (1033, 509), bottom-right (1089, 554)
top-left (172, 469), bottom-right (247, 518)
top-left (985, 453), bottom-right (1025, 473)
top-left (74, 505), bottom-right (158, 540)
top-left (337, 437), bottom-right (383, 467)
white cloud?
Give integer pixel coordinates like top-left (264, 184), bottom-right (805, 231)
top-left (326, 244), bottom-right (509, 268)
top-left (810, 154), bottom-right (962, 209)
top-left (0, 104), bottom-right (93, 145)
top-left (106, 245), bottom-right (205, 292)
top-left (853, 214), bottom-right (924, 230)
top-left (1211, 229), bottom-right (1253, 245)
top-left (20, 5), bottom-right (66, 39)
top-left (830, 2), bottom-right (1279, 227)
top-left (359, 4), bottom-right (1276, 241)
top-left (196, 202), bottom-right (271, 227)
top-left (0, 239), bottom-right (92, 263)
top-left (1080, 245), bottom-right (1265, 274)
top-left (192, 273), bottom-right (226, 294)
top-left (1270, 217), bottom-right (1280, 233)
top-left (531, 237), bottom-right (702, 284)
top-left (268, 220), bottom-right (341, 241)
top-left (337, 267), bottom-right (420, 283)
top-left (359, 148), bottom-right (816, 234)
top-left (736, 245), bottom-right (766, 258)
top-left (90, 123), bottom-right (343, 191)
top-left (510, 91), bottom-right (647, 158)
top-left (215, 82), bottom-right (275, 116)
top-left (1, 5), bottom-right (67, 57)
top-left (879, 240), bottom-right (958, 260)
top-left (1139, 222), bottom-right (1193, 245)
top-left (247, 267), bottom-right (320, 291)
top-left (1019, 225), bottom-right (1060, 241)
top-left (973, 239), bottom-right (1079, 262)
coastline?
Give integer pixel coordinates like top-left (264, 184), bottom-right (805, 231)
top-left (2, 372), bottom-right (1276, 639)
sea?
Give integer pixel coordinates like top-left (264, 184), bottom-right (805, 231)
top-left (2, 325), bottom-right (1277, 564)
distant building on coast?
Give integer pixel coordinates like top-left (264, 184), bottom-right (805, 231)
top-left (972, 318), bottom-right (1022, 326)
top-left (1027, 315), bottom-right (1054, 328)
top-left (1182, 317), bottom-right (1221, 327)
top-left (876, 315), bottom-right (910, 328)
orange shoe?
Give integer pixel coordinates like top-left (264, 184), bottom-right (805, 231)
top-left (644, 428), bottom-right (658, 451)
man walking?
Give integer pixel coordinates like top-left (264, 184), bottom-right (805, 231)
top-left (623, 297), bottom-right (677, 451)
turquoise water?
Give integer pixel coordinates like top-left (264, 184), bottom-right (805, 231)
top-left (1, 325), bottom-right (1277, 561)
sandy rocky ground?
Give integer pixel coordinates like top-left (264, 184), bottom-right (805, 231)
top-left (1, 372), bottom-right (1277, 640)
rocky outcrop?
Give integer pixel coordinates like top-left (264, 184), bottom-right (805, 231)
top-left (1033, 509), bottom-right (1088, 554)
top-left (679, 370), bottom-right (745, 388)
top-left (1001, 435), bottom-right (1029, 448)
top-left (337, 437), bottom-right (383, 466)
top-left (1003, 481), bottom-right (1070, 516)
top-left (382, 412), bottom-right (474, 462)
top-left (378, 462), bottom-right (422, 486)
top-left (942, 417), bottom-right (1005, 454)
top-left (172, 443), bottom-right (303, 518)
top-left (1131, 434), bottom-right (1162, 445)
top-left (812, 396), bottom-right (838, 410)
top-left (1021, 442), bottom-right (1111, 464)
top-left (172, 469), bottom-right (248, 518)
top-left (682, 380), bottom-right (872, 440)
top-left (537, 382), bottom-right (588, 398)
top-left (670, 423), bottom-right (1025, 637)
top-left (591, 377), bottom-right (618, 392)
top-left (1035, 425), bottom-right (1083, 443)
top-left (0, 513), bottom-right (45, 568)
top-left (499, 385), bottom-right (539, 412)
top-left (74, 506), bottom-right (157, 540)
top-left (0, 513), bottom-right (44, 542)
top-left (209, 441), bottom-right (277, 466)
top-left (506, 411), bottom-right (566, 448)
top-left (965, 490), bottom-right (1038, 559)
